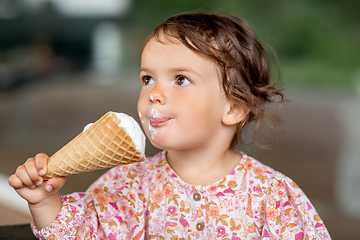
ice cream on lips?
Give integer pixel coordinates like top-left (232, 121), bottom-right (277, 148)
top-left (146, 108), bottom-right (170, 142)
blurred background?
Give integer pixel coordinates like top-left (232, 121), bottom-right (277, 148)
top-left (0, 0), bottom-right (359, 239)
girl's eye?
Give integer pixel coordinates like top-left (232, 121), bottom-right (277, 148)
top-left (176, 76), bottom-right (191, 86)
top-left (142, 76), bottom-right (155, 85)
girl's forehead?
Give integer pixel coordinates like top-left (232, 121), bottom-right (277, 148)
top-left (142, 38), bottom-right (189, 61)
top-left (141, 36), bottom-right (222, 77)
top-left (143, 35), bottom-right (213, 63)
top-left (143, 35), bottom-right (181, 51)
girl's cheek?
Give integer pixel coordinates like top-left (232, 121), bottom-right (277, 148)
top-left (138, 111), bottom-right (143, 123)
top-left (137, 96), bottom-right (146, 124)
top-left (138, 111), bottom-right (147, 132)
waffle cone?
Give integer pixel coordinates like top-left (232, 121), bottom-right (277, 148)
top-left (44, 112), bottom-right (145, 179)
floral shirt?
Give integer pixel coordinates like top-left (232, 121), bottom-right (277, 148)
top-left (32, 151), bottom-right (331, 239)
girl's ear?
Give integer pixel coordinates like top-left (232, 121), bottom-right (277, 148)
top-left (222, 101), bottom-right (249, 126)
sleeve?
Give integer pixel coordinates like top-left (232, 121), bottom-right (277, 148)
top-left (31, 166), bottom-right (116, 240)
top-left (31, 191), bottom-right (98, 240)
top-left (261, 174), bottom-right (332, 239)
top-left (31, 163), bottom-right (147, 240)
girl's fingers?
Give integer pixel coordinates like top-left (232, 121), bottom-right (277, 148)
top-left (24, 158), bottom-right (41, 185)
top-left (14, 164), bottom-right (34, 188)
top-left (35, 153), bottom-right (48, 176)
top-left (45, 177), bottom-right (66, 193)
top-left (8, 174), bottom-right (26, 189)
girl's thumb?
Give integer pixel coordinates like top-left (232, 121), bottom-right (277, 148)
top-left (44, 177), bottom-right (67, 193)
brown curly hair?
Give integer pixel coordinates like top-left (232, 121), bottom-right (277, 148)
top-left (145, 12), bottom-right (284, 149)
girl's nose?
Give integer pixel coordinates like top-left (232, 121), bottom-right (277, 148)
top-left (149, 84), bottom-right (166, 104)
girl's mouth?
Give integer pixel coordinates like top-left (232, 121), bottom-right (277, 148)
top-left (149, 117), bottom-right (171, 127)
top-left (148, 108), bottom-right (171, 127)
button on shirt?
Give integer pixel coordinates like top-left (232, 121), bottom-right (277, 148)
top-left (196, 222), bottom-right (205, 231)
top-left (32, 151), bottom-right (331, 239)
top-left (193, 192), bottom-right (201, 201)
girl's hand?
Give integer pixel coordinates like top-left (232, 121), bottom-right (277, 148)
top-left (8, 153), bottom-right (66, 206)
top-left (9, 153), bottom-right (66, 229)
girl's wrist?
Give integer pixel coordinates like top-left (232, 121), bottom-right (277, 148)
top-left (29, 192), bottom-right (63, 230)
top-left (28, 191), bottom-right (61, 209)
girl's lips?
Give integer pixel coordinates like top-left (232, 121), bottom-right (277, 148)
top-left (148, 108), bottom-right (171, 127)
top-left (149, 118), bottom-right (171, 127)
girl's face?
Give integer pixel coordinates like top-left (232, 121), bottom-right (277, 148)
top-left (137, 36), bottom-right (233, 151)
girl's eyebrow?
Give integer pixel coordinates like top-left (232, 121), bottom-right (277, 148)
top-left (139, 67), bottom-right (150, 74)
top-left (170, 67), bottom-right (202, 78)
top-left (139, 66), bottom-right (202, 78)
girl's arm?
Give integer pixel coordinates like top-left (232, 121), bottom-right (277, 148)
top-left (8, 153), bottom-right (66, 230)
top-left (29, 190), bottom-right (63, 230)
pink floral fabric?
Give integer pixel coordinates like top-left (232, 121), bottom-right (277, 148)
top-left (32, 151), bottom-right (331, 239)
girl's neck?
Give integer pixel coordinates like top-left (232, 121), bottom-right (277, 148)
top-left (166, 148), bottom-right (241, 186)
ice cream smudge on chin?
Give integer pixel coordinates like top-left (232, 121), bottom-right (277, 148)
top-left (148, 121), bottom-right (157, 142)
top-left (148, 108), bottom-right (162, 142)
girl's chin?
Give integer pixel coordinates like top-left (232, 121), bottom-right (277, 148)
top-left (149, 137), bottom-right (173, 151)
top-left (149, 138), bottom-right (165, 149)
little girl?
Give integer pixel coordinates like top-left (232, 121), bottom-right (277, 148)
top-left (9, 13), bottom-right (331, 239)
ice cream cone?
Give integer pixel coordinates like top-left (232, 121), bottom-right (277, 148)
top-left (44, 112), bottom-right (146, 179)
